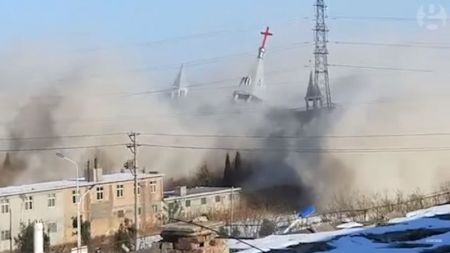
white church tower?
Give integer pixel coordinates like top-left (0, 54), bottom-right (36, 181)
top-left (233, 27), bottom-right (272, 103)
top-left (171, 64), bottom-right (188, 98)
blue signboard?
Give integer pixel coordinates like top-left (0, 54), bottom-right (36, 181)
top-left (297, 205), bottom-right (316, 218)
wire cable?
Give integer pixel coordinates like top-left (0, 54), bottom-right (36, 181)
top-left (0, 132), bottom-right (126, 142)
top-left (0, 143), bottom-right (125, 153)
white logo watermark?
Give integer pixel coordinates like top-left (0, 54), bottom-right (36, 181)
top-left (417, 4), bottom-right (447, 30)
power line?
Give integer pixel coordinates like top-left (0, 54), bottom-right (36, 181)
top-left (140, 143), bottom-right (450, 154)
top-left (139, 131), bottom-right (450, 140)
top-left (328, 63), bottom-right (432, 73)
top-left (332, 41), bottom-right (450, 50)
top-left (0, 132), bottom-right (126, 142)
top-left (329, 16), bottom-right (422, 22)
top-left (127, 67), bottom-right (301, 96)
top-left (0, 143), bottom-right (125, 153)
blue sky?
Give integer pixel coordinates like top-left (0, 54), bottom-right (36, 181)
top-left (0, 0), bottom-right (448, 85)
top-left (0, 0), bottom-right (446, 45)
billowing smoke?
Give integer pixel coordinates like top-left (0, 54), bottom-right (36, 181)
top-left (1, 26), bottom-right (450, 210)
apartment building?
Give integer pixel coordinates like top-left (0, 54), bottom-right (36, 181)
top-left (164, 186), bottom-right (241, 219)
top-left (0, 167), bottom-right (164, 252)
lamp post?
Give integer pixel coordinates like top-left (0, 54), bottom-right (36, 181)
top-left (56, 153), bottom-right (81, 252)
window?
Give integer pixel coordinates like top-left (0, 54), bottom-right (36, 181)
top-left (96, 186), bottom-right (104, 200)
top-left (201, 198), bottom-right (207, 205)
top-left (1, 199), bottom-right (9, 214)
top-left (185, 200), bottom-right (191, 207)
top-left (116, 185), bottom-right (124, 198)
top-left (134, 184), bottom-right (141, 195)
top-left (1, 230), bottom-right (10, 241)
top-left (138, 207), bottom-right (142, 215)
top-left (72, 215), bottom-right (83, 229)
top-left (152, 204), bottom-right (158, 212)
top-left (48, 194), bottom-right (56, 207)
top-left (149, 181), bottom-right (157, 193)
top-left (72, 190), bottom-right (79, 204)
top-left (24, 196), bottom-right (33, 210)
top-left (215, 196), bottom-right (221, 203)
top-left (47, 223), bottom-right (57, 233)
top-left (118, 210), bottom-right (124, 218)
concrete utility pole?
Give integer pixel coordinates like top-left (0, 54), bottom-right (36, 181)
top-left (313, 0), bottom-right (333, 108)
top-left (56, 153), bottom-right (82, 252)
top-left (126, 132), bottom-right (140, 250)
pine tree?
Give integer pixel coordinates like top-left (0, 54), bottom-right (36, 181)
top-left (223, 153), bottom-right (232, 186)
top-left (232, 152), bottom-right (242, 185)
top-left (234, 152), bottom-right (242, 170)
top-left (2, 153), bottom-right (11, 168)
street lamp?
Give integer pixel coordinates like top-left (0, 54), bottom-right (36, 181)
top-left (56, 153), bottom-right (82, 252)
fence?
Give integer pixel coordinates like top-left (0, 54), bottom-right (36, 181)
top-left (223, 190), bottom-right (450, 238)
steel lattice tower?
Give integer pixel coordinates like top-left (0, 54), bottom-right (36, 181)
top-left (313, 0), bottom-right (332, 108)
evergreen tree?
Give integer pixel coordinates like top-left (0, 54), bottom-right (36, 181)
top-left (81, 221), bottom-right (91, 246)
top-left (234, 152), bottom-right (242, 170)
top-left (2, 153), bottom-right (11, 168)
top-left (223, 153), bottom-right (232, 186)
top-left (232, 152), bottom-right (242, 185)
top-left (15, 222), bottom-right (50, 253)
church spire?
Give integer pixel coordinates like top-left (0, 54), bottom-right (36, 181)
top-left (305, 71), bottom-right (323, 110)
top-left (171, 64), bottom-right (188, 98)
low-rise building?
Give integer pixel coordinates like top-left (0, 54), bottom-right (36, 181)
top-left (164, 186), bottom-right (241, 219)
top-left (0, 167), bottom-right (164, 252)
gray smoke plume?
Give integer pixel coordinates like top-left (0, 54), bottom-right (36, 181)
top-left (1, 26), bottom-right (450, 210)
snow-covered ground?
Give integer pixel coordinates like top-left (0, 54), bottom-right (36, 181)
top-left (229, 204), bottom-right (450, 253)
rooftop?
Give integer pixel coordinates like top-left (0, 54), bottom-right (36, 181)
top-left (0, 171), bottom-right (163, 198)
top-left (164, 186), bottom-right (240, 200)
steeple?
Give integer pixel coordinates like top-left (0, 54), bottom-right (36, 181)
top-left (171, 64), bottom-right (188, 98)
top-left (305, 71), bottom-right (323, 110)
top-left (233, 27), bottom-right (272, 103)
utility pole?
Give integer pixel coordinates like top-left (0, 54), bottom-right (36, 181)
top-left (313, 0), bottom-right (333, 109)
top-left (127, 132), bottom-right (140, 250)
top-left (230, 187), bottom-right (234, 236)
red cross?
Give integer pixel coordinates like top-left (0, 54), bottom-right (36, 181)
top-left (260, 26), bottom-right (273, 49)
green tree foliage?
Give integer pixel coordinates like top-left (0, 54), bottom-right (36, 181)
top-left (223, 153), bottom-right (232, 187)
top-left (163, 200), bottom-right (183, 222)
top-left (114, 218), bottom-right (136, 252)
top-left (232, 152), bottom-right (242, 185)
top-left (259, 219), bottom-right (276, 237)
top-left (81, 221), bottom-right (91, 246)
top-left (234, 152), bottom-right (242, 171)
top-left (15, 222), bottom-right (50, 253)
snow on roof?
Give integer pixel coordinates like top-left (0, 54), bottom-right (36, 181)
top-left (0, 171), bottom-right (163, 198)
top-left (164, 186), bottom-right (241, 200)
top-left (388, 203), bottom-right (450, 224)
top-left (336, 222), bottom-right (364, 229)
top-left (230, 204), bottom-right (450, 253)
top-left (229, 228), bottom-right (364, 253)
